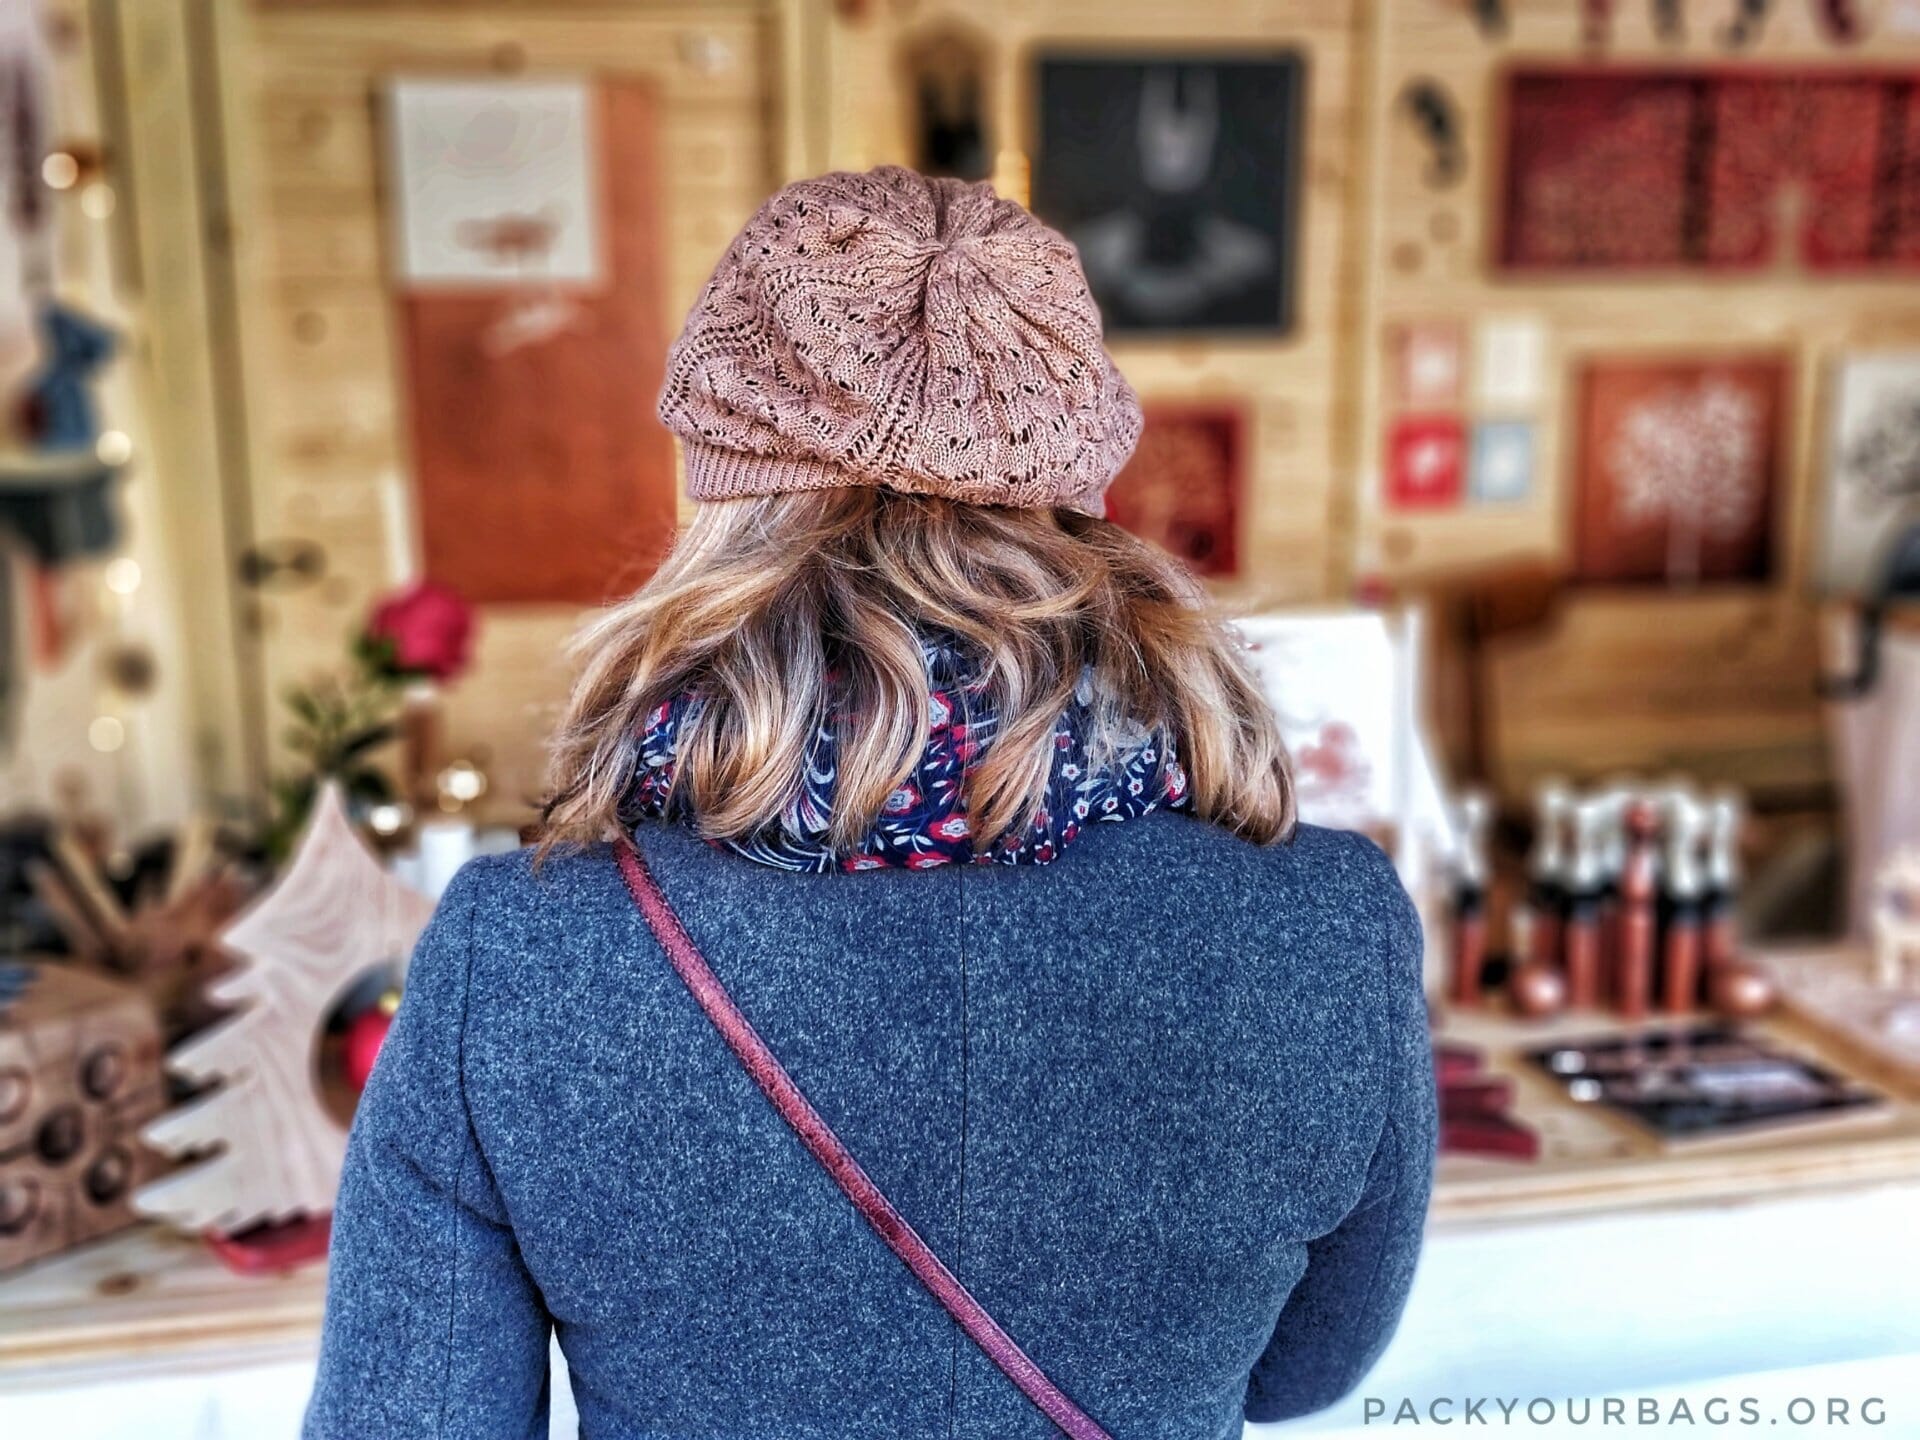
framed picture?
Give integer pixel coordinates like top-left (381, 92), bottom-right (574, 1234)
top-left (387, 78), bottom-right (676, 606)
top-left (1031, 52), bottom-right (1304, 334)
top-left (1572, 357), bottom-right (1787, 586)
top-left (1474, 315), bottom-right (1547, 407)
top-left (1499, 68), bottom-right (1920, 273)
top-left (1385, 416), bottom-right (1465, 510)
top-left (1819, 352), bottom-right (1920, 595)
top-left (1105, 404), bottom-right (1244, 577)
top-left (386, 78), bottom-right (604, 288)
top-left (1469, 420), bottom-right (1535, 506)
top-left (1392, 321), bottom-right (1464, 408)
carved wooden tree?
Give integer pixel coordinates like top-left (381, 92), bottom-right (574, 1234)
top-left (134, 784), bottom-right (435, 1235)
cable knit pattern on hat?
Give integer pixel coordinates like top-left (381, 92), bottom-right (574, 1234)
top-left (658, 166), bottom-right (1142, 513)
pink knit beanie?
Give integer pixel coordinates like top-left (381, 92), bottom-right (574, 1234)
top-left (658, 166), bottom-right (1141, 513)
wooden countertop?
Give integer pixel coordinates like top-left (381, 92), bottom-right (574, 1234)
top-left (8, 949), bottom-right (1920, 1380)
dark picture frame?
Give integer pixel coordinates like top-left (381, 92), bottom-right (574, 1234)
top-left (1030, 51), bottom-right (1306, 335)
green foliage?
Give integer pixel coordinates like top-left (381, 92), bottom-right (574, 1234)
top-left (265, 645), bottom-right (406, 861)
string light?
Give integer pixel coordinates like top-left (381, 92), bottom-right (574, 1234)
top-left (103, 557), bottom-right (141, 595)
top-left (96, 430), bottom-right (132, 466)
top-left (40, 152), bottom-right (78, 190)
top-left (367, 802), bottom-right (411, 837)
top-left (88, 715), bottom-right (125, 753)
top-left (437, 759), bottom-right (487, 810)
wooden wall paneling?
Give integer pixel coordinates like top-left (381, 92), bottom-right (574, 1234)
top-left (199, 1), bottom-right (778, 820)
top-left (99, 0), bottom-right (260, 813)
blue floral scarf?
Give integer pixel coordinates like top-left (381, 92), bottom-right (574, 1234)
top-left (620, 639), bottom-right (1189, 872)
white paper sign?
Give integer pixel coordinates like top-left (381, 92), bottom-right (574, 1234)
top-left (1232, 612), bottom-right (1404, 832)
top-left (387, 78), bottom-right (603, 288)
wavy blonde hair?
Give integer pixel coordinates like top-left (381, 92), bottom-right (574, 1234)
top-left (542, 488), bottom-right (1293, 855)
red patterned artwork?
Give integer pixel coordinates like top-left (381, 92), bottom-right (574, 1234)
top-left (1500, 69), bottom-right (1920, 273)
top-left (1104, 406), bottom-right (1244, 577)
top-left (1573, 358), bottom-right (1787, 586)
top-left (1385, 415), bottom-right (1465, 510)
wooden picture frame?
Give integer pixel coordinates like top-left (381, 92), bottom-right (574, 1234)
top-left (1571, 356), bottom-right (1788, 587)
top-left (1104, 403), bottom-right (1245, 577)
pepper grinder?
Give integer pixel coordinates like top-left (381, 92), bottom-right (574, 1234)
top-left (1703, 790), bottom-right (1743, 974)
top-left (1660, 793), bottom-right (1710, 1013)
top-left (1449, 790), bottom-right (1493, 1008)
top-left (1563, 797), bottom-right (1611, 1010)
top-left (1523, 780), bottom-right (1572, 974)
top-left (1615, 797), bottom-right (1661, 1020)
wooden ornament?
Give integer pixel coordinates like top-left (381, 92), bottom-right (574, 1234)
top-left (134, 785), bottom-right (435, 1237)
top-left (26, 819), bottom-right (249, 1043)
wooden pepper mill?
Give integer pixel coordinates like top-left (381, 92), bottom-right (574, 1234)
top-left (1660, 793), bottom-right (1709, 1013)
top-left (1703, 791), bottom-right (1743, 974)
top-left (1449, 791), bottom-right (1493, 1008)
top-left (1563, 798), bottom-right (1611, 1009)
top-left (1614, 798), bottom-right (1661, 1020)
top-left (1523, 780), bottom-right (1571, 973)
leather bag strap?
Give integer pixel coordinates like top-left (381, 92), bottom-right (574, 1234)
top-left (614, 839), bottom-right (1113, 1440)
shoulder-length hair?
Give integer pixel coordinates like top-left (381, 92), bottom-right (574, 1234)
top-left (542, 487), bottom-right (1293, 855)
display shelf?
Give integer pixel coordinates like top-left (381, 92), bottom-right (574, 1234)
top-left (7, 947), bottom-right (1918, 1378)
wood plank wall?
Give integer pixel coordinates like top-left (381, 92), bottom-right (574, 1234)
top-left (200, 0), bottom-right (778, 815)
top-left (136, 0), bottom-right (1920, 821)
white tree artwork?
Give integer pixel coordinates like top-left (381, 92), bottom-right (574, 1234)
top-left (134, 784), bottom-right (436, 1236)
top-left (1607, 376), bottom-right (1765, 585)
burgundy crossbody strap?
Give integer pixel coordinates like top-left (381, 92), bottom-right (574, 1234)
top-left (614, 840), bottom-right (1112, 1440)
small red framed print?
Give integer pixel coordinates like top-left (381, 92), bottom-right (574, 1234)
top-left (1106, 403), bottom-right (1245, 577)
top-left (1391, 321), bottom-right (1465, 408)
top-left (1386, 415), bottom-right (1466, 510)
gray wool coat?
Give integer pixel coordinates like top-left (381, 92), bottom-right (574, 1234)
top-left (304, 811), bottom-right (1436, 1439)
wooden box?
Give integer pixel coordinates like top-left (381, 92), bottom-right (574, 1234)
top-left (0, 963), bottom-right (167, 1272)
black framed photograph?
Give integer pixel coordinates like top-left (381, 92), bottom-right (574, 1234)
top-left (1031, 51), bottom-right (1306, 335)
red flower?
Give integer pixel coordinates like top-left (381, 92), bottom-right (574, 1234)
top-left (365, 582), bottom-right (474, 683)
top-left (932, 814), bottom-right (971, 841)
top-left (907, 852), bottom-right (951, 869)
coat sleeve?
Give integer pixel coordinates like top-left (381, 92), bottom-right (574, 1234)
top-left (305, 864), bottom-right (553, 1440)
top-left (1243, 878), bottom-right (1438, 1425)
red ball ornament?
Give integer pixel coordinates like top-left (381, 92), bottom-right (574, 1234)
top-left (1710, 963), bottom-right (1777, 1019)
top-left (1509, 961), bottom-right (1569, 1019)
top-left (343, 1000), bottom-right (397, 1092)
